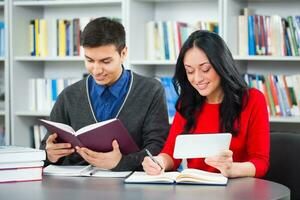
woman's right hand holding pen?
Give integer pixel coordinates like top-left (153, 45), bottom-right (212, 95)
top-left (142, 155), bottom-right (165, 175)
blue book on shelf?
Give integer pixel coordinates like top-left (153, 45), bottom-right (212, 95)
top-left (248, 15), bottom-right (256, 55)
top-left (162, 22), bottom-right (170, 60)
top-left (51, 79), bottom-right (57, 102)
top-left (159, 77), bottom-right (178, 123)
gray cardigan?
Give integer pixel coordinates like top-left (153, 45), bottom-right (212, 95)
top-left (40, 71), bottom-right (170, 171)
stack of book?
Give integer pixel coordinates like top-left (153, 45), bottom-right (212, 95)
top-left (0, 146), bottom-right (46, 183)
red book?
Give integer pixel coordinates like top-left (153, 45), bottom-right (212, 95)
top-left (268, 75), bottom-right (281, 116)
top-left (39, 118), bottom-right (139, 155)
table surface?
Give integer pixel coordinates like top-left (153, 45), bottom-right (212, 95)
top-left (0, 176), bottom-right (290, 200)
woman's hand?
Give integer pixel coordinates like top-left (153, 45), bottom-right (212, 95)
top-left (142, 155), bottom-right (165, 175)
top-left (204, 150), bottom-right (233, 177)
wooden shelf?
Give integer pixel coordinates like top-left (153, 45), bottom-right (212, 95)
top-left (13, 0), bottom-right (122, 7)
top-left (233, 55), bottom-right (300, 61)
top-left (130, 60), bottom-right (176, 65)
top-left (15, 111), bottom-right (50, 117)
top-left (15, 56), bottom-right (85, 61)
top-left (270, 116), bottom-right (300, 123)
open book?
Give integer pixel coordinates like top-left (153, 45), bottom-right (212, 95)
top-left (124, 168), bottom-right (228, 185)
top-left (39, 118), bottom-right (139, 154)
top-left (43, 165), bottom-right (133, 178)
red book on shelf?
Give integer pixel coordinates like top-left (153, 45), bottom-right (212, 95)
top-left (269, 74), bottom-right (281, 116)
top-left (39, 118), bottom-right (140, 155)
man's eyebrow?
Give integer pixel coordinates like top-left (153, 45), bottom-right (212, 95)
top-left (84, 55), bottom-right (112, 61)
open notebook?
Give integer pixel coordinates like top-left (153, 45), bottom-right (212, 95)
top-left (125, 168), bottom-right (228, 185)
top-left (43, 165), bottom-right (132, 178)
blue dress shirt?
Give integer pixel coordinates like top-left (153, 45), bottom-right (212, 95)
top-left (88, 69), bottom-right (131, 121)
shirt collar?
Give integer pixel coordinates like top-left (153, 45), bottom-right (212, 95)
top-left (91, 67), bottom-right (129, 98)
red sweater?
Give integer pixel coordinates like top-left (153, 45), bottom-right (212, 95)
top-left (161, 88), bottom-right (270, 177)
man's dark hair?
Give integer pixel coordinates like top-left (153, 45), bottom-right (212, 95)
top-left (173, 30), bottom-right (248, 136)
top-left (81, 17), bottom-right (125, 54)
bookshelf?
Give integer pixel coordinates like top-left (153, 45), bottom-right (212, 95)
top-left (7, 0), bottom-right (300, 147)
top-left (224, 0), bottom-right (300, 131)
top-left (0, 0), bottom-right (9, 146)
top-left (128, 0), bottom-right (222, 77)
top-left (10, 0), bottom-right (126, 147)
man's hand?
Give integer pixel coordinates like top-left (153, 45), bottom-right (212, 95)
top-left (76, 140), bottom-right (122, 170)
top-left (45, 133), bottom-right (74, 163)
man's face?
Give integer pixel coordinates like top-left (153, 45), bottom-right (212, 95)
top-left (84, 45), bottom-right (127, 86)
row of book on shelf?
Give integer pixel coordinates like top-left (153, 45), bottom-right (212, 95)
top-left (0, 21), bottom-right (4, 57)
top-left (29, 17), bottom-right (121, 57)
top-left (28, 77), bottom-right (80, 112)
top-left (27, 76), bottom-right (178, 122)
top-left (238, 8), bottom-right (300, 56)
top-left (146, 21), bottom-right (218, 61)
top-left (244, 73), bottom-right (300, 117)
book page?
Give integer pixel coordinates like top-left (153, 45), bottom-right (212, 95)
top-left (176, 168), bottom-right (227, 184)
top-left (43, 165), bottom-right (92, 176)
top-left (75, 118), bottom-right (116, 136)
top-left (40, 119), bottom-right (75, 134)
top-left (125, 171), bottom-right (180, 183)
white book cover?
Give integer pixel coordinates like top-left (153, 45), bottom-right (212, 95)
top-left (146, 21), bottom-right (155, 60)
top-left (0, 167), bottom-right (43, 183)
top-left (0, 146), bottom-right (46, 163)
top-left (174, 133), bottom-right (232, 159)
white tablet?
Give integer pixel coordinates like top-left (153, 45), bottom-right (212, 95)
top-left (173, 133), bottom-right (232, 159)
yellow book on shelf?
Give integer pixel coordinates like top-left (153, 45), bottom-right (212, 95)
top-left (58, 19), bottom-right (66, 57)
top-left (34, 19), bottom-right (39, 56)
top-left (39, 19), bottom-right (48, 57)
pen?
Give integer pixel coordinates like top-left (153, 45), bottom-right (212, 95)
top-left (145, 149), bottom-right (163, 170)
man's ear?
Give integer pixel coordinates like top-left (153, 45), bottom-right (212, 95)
top-left (121, 46), bottom-right (128, 59)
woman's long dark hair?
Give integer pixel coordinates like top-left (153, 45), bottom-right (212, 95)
top-left (173, 30), bottom-right (248, 136)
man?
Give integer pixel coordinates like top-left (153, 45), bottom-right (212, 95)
top-left (40, 17), bottom-right (169, 171)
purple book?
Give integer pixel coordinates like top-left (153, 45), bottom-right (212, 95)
top-left (39, 119), bottom-right (139, 155)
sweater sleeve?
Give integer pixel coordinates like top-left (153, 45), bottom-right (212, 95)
top-left (39, 91), bottom-right (71, 166)
top-left (247, 89), bottom-right (270, 177)
top-left (112, 84), bottom-right (170, 171)
top-left (161, 112), bottom-right (185, 170)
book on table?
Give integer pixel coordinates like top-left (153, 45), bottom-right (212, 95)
top-left (124, 168), bottom-right (228, 185)
top-left (0, 146), bottom-right (46, 163)
top-left (39, 118), bottom-right (140, 154)
top-left (43, 165), bottom-right (133, 178)
top-left (0, 161), bottom-right (44, 183)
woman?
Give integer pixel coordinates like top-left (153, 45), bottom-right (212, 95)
top-left (142, 30), bottom-right (269, 178)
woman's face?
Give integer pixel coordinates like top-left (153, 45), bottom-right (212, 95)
top-left (183, 47), bottom-right (223, 103)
